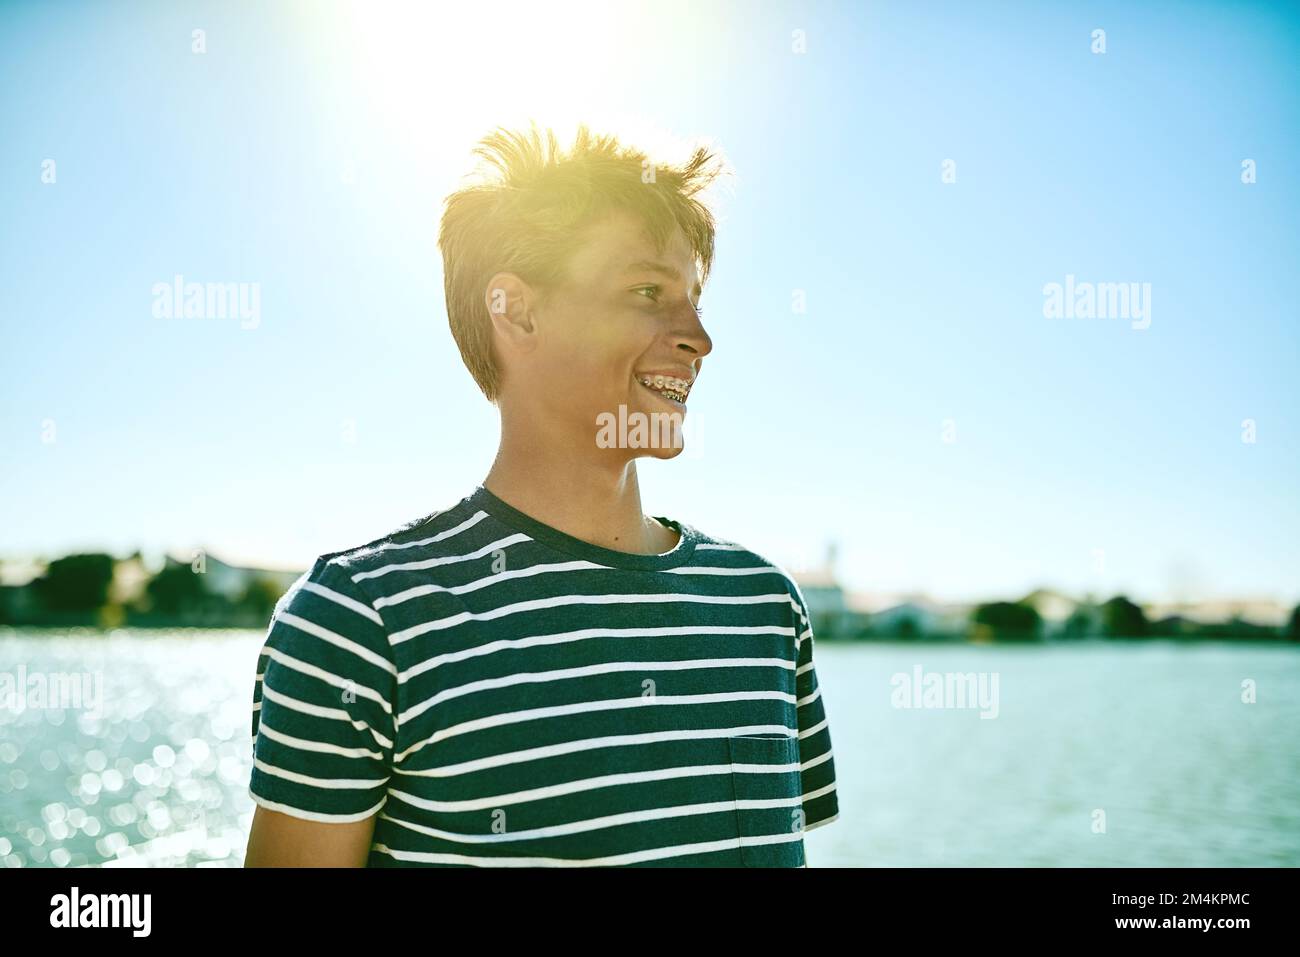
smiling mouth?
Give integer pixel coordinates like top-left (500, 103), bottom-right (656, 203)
top-left (636, 374), bottom-right (692, 404)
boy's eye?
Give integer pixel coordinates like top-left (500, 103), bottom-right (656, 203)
top-left (631, 285), bottom-right (703, 316)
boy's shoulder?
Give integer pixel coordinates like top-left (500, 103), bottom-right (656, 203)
top-left (684, 523), bottom-right (812, 620)
top-left (293, 494), bottom-right (485, 593)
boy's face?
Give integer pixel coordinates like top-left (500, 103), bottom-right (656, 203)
top-left (503, 208), bottom-right (712, 459)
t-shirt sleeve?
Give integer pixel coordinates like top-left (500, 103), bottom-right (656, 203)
top-left (248, 555), bottom-right (398, 822)
top-left (789, 581), bottom-right (840, 833)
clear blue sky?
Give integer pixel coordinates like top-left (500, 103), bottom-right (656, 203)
top-left (2, 0), bottom-right (1297, 606)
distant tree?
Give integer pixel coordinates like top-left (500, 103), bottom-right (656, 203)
top-left (238, 576), bottom-right (284, 623)
top-left (895, 616), bottom-right (920, 641)
top-left (30, 553), bottom-right (115, 613)
top-left (1215, 616), bottom-right (1276, 641)
top-left (1287, 605), bottom-right (1300, 642)
top-left (146, 561), bottom-right (209, 616)
top-left (1062, 608), bottom-right (1097, 639)
top-left (1148, 616), bottom-right (1190, 638)
top-left (971, 602), bottom-right (1041, 641)
top-left (1101, 596), bottom-right (1148, 638)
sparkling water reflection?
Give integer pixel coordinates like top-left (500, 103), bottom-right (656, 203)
top-left (1, 629), bottom-right (1297, 866)
top-left (0, 629), bottom-right (259, 867)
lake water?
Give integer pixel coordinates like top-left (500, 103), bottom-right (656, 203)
top-left (1, 629), bottom-right (1296, 867)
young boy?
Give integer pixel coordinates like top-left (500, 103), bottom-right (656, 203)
top-left (244, 123), bottom-right (839, 867)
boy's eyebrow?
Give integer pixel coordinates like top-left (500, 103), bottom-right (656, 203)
top-left (623, 259), bottom-right (703, 300)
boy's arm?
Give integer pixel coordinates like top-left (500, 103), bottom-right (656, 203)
top-left (789, 581), bottom-right (840, 841)
top-left (245, 805), bottom-right (376, 867)
top-left (244, 557), bottom-right (398, 866)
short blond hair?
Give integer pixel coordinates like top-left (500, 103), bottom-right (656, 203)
top-left (438, 121), bottom-right (726, 402)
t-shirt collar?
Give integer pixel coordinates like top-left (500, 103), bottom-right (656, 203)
top-left (466, 484), bottom-right (697, 571)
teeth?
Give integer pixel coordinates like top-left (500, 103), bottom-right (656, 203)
top-left (640, 376), bottom-right (690, 390)
top-left (638, 375), bottom-right (691, 402)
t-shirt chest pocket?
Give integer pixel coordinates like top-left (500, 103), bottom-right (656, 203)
top-left (726, 733), bottom-right (806, 867)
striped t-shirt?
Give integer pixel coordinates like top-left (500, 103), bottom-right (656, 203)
top-left (248, 484), bottom-right (839, 866)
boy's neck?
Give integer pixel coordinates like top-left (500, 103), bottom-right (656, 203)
top-left (481, 440), bottom-right (677, 556)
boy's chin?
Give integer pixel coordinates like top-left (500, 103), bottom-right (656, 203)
top-left (638, 441), bottom-right (686, 460)
top-left (592, 401), bottom-right (688, 456)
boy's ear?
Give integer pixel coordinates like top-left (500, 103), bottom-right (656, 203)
top-left (485, 272), bottom-right (539, 351)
